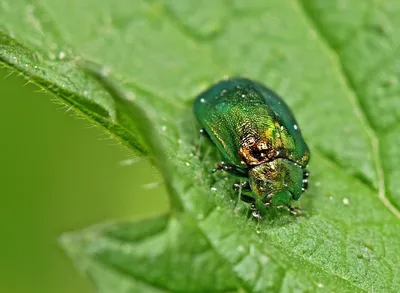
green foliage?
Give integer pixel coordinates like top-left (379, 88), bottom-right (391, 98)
top-left (1, 0), bottom-right (400, 292)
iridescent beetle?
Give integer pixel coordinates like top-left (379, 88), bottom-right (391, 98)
top-left (194, 78), bottom-right (310, 216)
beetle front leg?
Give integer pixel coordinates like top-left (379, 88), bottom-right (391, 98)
top-left (232, 181), bottom-right (254, 203)
top-left (232, 181), bottom-right (251, 192)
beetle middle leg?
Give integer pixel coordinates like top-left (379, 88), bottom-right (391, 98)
top-left (212, 161), bottom-right (248, 177)
top-left (199, 128), bottom-right (211, 140)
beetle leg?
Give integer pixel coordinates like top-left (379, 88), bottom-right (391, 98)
top-left (199, 128), bottom-right (211, 140)
top-left (281, 205), bottom-right (305, 216)
top-left (232, 181), bottom-right (251, 192)
top-left (246, 201), bottom-right (268, 220)
top-left (240, 193), bottom-right (256, 203)
top-left (251, 203), bottom-right (265, 221)
top-left (232, 181), bottom-right (254, 202)
top-left (302, 169), bottom-right (310, 192)
top-left (247, 203), bottom-right (261, 219)
top-left (212, 161), bottom-right (248, 177)
top-left (290, 206), bottom-right (305, 216)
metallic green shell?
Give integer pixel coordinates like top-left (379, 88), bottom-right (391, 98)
top-left (194, 78), bottom-right (310, 169)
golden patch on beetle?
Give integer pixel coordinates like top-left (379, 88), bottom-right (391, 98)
top-left (239, 147), bottom-right (258, 165)
top-left (264, 128), bottom-right (273, 138)
top-left (300, 151), bottom-right (310, 164)
top-left (239, 139), bottom-right (276, 166)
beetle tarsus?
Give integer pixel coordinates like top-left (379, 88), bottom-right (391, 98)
top-left (249, 203), bottom-right (263, 221)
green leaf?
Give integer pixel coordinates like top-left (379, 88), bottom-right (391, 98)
top-left (60, 215), bottom-right (240, 293)
top-left (1, 0), bottom-right (400, 292)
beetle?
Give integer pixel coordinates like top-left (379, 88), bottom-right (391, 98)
top-left (194, 78), bottom-right (310, 217)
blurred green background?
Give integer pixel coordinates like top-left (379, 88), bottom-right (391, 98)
top-left (0, 67), bottom-right (169, 293)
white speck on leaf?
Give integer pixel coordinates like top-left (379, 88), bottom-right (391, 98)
top-left (126, 92), bottom-right (136, 101)
top-left (58, 51), bottom-right (66, 59)
top-left (119, 158), bottom-right (141, 166)
top-left (101, 67), bottom-right (110, 76)
top-left (143, 182), bottom-right (160, 189)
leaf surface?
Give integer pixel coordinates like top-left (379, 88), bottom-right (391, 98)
top-left (1, 0), bottom-right (400, 292)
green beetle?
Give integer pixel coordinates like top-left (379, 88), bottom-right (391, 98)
top-left (194, 78), bottom-right (310, 216)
